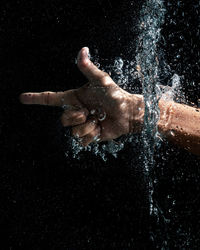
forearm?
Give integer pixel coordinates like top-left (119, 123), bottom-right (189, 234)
top-left (131, 94), bottom-right (200, 156)
top-left (158, 99), bottom-right (200, 155)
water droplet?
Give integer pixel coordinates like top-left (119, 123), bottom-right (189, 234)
top-left (90, 109), bottom-right (96, 115)
top-left (98, 112), bottom-right (106, 121)
top-left (170, 130), bottom-right (175, 136)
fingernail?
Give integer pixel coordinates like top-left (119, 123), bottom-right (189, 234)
top-left (77, 47), bottom-right (88, 61)
top-left (82, 47), bottom-right (89, 59)
top-left (85, 47), bottom-right (89, 55)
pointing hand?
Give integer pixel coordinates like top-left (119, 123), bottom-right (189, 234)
top-left (20, 47), bottom-right (144, 146)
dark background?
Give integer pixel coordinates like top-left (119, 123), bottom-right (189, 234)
top-left (1, 0), bottom-right (199, 249)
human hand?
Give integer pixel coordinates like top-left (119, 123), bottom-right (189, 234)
top-left (20, 47), bottom-right (144, 146)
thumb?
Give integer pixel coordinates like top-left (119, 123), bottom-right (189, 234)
top-left (77, 47), bottom-right (106, 82)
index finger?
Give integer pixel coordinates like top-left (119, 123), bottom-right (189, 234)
top-left (19, 91), bottom-right (66, 106)
top-left (19, 90), bottom-right (78, 107)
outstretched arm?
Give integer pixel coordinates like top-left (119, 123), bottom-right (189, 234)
top-left (20, 47), bottom-right (200, 156)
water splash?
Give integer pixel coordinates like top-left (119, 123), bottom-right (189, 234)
top-left (64, 1), bottom-right (173, 165)
top-left (64, 133), bottom-right (125, 161)
top-left (64, 0), bottom-right (198, 248)
top-left (135, 0), bottom-right (166, 219)
top-left (160, 73), bottom-right (182, 101)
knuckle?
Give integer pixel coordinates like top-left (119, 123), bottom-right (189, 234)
top-left (90, 130), bottom-right (96, 137)
top-left (102, 72), bottom-right (109, 78)
top-left (98, 72), bottom-right (109, 81)
top-left (42, 92), bottom-right (51, 105)
top-left (78, 59), bottom-right (89, 68)
top-left (99, 73), bottom-right (112, 86)
top-left (76, 114), bottom-right (86, 123)
top-left (93, 127), bottom-right (101, 138)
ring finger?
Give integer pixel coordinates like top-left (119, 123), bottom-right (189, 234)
top-left (72, 117), bottom-right (98, 138)
top-left (61, 108), bottom-right (89, 127)
top-left (80, 126), bottom-right (101, 147)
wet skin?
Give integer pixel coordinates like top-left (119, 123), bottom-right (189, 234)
top-left (20, 47), bottom-right (144, 147)
top-left (20, 47), bottom-right (200, 155)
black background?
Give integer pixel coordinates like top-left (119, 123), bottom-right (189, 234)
top-left (1, 0), bottom-right (200, 249)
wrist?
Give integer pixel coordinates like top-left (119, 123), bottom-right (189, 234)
top-left (157, 99), bottom-right (174, 135)
top-left (127, 94), bottom-right (174, 135)
top-left (129, 94), bottom-right (144, 133)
